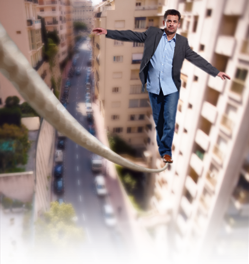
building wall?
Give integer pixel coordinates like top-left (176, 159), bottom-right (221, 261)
top-left (34, 119), bottom-right (55, 219)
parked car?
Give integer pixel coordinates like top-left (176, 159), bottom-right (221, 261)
top-left (87, 112), bottom-right (93, 122)
top-left (91, 154), bottom-right (103, 172)
top-left (85, 98), bottom-right (91, 103)
top-left (55, 149), bottom-right (63, 163)
top-left (72, 58), bottom-right (77, 66)
top-left (54, 178), bottom-right (64, 194)
top-left (65, 79), bottom-right (71, 88)
top-left (57, 197), bottom-right (64, 204)
top-left (85, 102), bottom-right (92, 113)
top-left (85, 92), bottom-right (91, 100)
top-left (54, 164), bottom-right (63, 178)
top-left (88, 125), bottom-right (95, 136)
top-left (103, 204), bottom-right (117, 227)
top-left (57, 138), bottom-right (65, 150)
top-left (76, 67), bottom-right (81, 75)
top-left (95, 175), bottom-right (108, 196)
top-left (62, 102), bottom-right (67, 108)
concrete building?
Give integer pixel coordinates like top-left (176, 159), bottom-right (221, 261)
top-left (0, 0), bottom-right (51, 105)
top-left (72, 0), bottom-right (94, 32)
top-left (65, 0), bottom-right (75, 53)
top-left (142, 0), bottom-right (249, 263)
top-left (92, 0), bottom-right (170, 149)
top-left (37, 0), bottom-right (70, 63)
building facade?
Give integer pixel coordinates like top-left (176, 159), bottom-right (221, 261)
top-left (0, 0), bottom-right (51, 105)
top-left (143, 0), bottom-right (249, 263)
top-left (92, 0), bottom-right (170, 148)
top-left (72, 0), bottom-right (93, 32)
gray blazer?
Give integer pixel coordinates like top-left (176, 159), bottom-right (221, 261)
top-left (106, 27), bottom-right (219, 93)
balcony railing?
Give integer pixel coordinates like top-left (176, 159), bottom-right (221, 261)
top-left (39, 1), bottom-right (57, 5)
top-left (241, 40), bottom-right (249, 55)
top-left (229, 79), bottom-right (245, 99)
top-left (135, 5), bottom-right (158, 10)
top-left (27, 19), bottom-right (41, 27)
top-left (46, 21), bottom-right (58, 25)
top-left (132, 59), bottom-right (142, 64)
top-left (220, 114), bottom-right (234, 132)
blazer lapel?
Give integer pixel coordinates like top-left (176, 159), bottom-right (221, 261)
top-left (152, 29), bottom-right (164, 56)
top-left (172, 33), bottom-right (180, 66)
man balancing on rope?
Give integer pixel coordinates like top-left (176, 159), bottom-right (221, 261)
top-left (92, 9), bottom-right (230, 164)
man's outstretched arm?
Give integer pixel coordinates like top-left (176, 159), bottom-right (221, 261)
top-left (185, 39), bottom-right (230, 81)
top-left (92, 27), bottom-right (147, 43)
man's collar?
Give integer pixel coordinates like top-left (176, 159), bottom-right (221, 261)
top-left (163, 31), bottom-right (176, 41)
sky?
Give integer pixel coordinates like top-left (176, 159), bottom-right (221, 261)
top-left (91, 0), bottom-right (102, 6)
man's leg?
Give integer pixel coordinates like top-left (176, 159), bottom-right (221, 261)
top-left (148, 90), bottom-right (168, 157)
top-left (161, 91), bottom-right (179, 158)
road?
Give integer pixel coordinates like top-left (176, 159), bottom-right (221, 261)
top-left (60, 39), bottom-right (136, 263)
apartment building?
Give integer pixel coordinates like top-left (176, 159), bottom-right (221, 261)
top-left (144, 0), bottom-right (249, 263)
top-left (65, 0), bottom-right (75, 53)
top-left (0, 0), bottom-right (51, 105)
top-left (72, 0), bottom-right (93, 32)
top-left (92, 0), bottom-right (170, 148)
top-left (37, 0), bottom-right (69, 63)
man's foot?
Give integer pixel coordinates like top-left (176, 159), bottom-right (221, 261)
top-left (162, 154), bottom-right (173, 163)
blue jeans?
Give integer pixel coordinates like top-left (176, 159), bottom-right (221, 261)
top-left (148, 90), bottom-right (179, 157)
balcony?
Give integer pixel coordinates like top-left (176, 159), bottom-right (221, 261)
top-left (38, 1), bottom-right (58, 5)
top-left (241, 40), bottom-right (249, 56)
top-left (134, 4), bottom-right (161, 17)
top-left (27, 19), bottom-right (41, 29)
top-left (201, 102), bottom-right (217, 124)
top-left (208, 75), bottom-right (225, 93)
top-left (184, 2), bottom-right (193, 12)
top-left (180, 196), bottom-right (192, 218)
top-left (228, 79), bottom-right (245, 102)
top-left (46, 20), bottom-right (58, 26)
top-left (212, 144), bottom-right (224, 165)
top-left (37, 11), bottom-right (59, 17)
top-left (185, 176), bottom-right (197, 198)
top-left (220, 114), bottom-right (234, 136)
top-left (190, 153), bottom-right (203, 176)
top-left (215, 36), bottom-right (236, 57)
top-left (195, 129), bottom-right (210, 152)
top-left (224, 0), bottom-right (246, 15)
top-left (205, 171), bottom-right (217, 193)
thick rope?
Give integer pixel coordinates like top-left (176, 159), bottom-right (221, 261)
top-left (0, 23), bottom-right (168, 173)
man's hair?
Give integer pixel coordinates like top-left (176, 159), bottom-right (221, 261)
top-left (164, 9), bottom-right (181, 21)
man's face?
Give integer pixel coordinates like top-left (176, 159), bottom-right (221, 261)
top-left (163, 15), bottom-right (180, 34)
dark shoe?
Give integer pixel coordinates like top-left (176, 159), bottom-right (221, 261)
top-left (162, 154), bottom-right (173, 163)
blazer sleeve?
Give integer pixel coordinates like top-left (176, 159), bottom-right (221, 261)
top-left (185, 39), bottom-right (219, 77)
top-left (106, 29), bottom-right (148, 43)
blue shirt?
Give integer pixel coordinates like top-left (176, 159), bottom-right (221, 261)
top-left (146, 32), bottom-right (178, 96)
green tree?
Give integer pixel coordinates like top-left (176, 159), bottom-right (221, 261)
top-left (73, 21), bottom-right (87, 32)
top-left (47, 30), bottom-right (60, 45)
top-left (0, 124), bottom-right (30, 172)
top-left (5, 96), bottom-right (20, 108)
top-left (20, 102), bottom-right (39, 117)
top-left (44, 38), bottom-right (58, 75)
top-left (35, 202), bottom-right (84, 250)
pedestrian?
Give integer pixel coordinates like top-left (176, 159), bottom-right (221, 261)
top-left (92, 9), bottom-right (230, 164)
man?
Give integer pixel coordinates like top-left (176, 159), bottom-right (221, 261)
top-left (92, 9), bottom-right (230, 164)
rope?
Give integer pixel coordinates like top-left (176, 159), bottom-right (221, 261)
top-left (0, 23), bottom-right (168, 173)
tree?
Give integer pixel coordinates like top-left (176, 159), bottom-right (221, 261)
top-left (20, 102), bottom-right (39, 117)
top-left (44, 38), bottom-right (58, 76)
top-left (35, 202), bottom-right (84, 250)
top-left (0, 107), bottom-right (21, 127)
top-left (47, 30), bottom-right (60, 45)
top-left (5, 96), bottom-right (20, 108)
top-left (73, 21), bottom-right (87, 32)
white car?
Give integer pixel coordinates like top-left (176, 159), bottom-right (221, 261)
top-left (85, 102), bottom-right (92, 113)
top-left (95, 175), bottom-right (107, 196)
top-left (85, 92), bottom-right (91, 100)
top-left (103, 204), bottom-right (117, 227)
top-left (91, 154), bottom-right (103, 172)
top-left (55, 149), bottom-right (63, 163)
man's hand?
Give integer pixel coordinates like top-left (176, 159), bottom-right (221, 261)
top-left (217, 72), bottom-right (231, 80)
top-left (92, 28), bottom-right (107, 36)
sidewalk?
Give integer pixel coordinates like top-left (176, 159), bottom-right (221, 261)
top-left (92, 100), bottom-right (154, 259)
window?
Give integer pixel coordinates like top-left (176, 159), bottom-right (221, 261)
top-left (111, 101), bottom-right (121, 108)
top-left (115, 20), bottom-right (125, 28)
top-left (127, 127), bottom-right (137, 133)
top-left (139, 114), bottom-right (144, 120)
top-left (199, 44), bottom-right (205, 51)
top-left (129, 99), bottom-right (139, 108)
top-left (111, 115), bottom-right (119, 120)
top-left (140, 99), bottom-right (149, 107)
top-left (181, 73), bottom-right (188, 88)
top-left (113, 127), bottom-right (123, 133)
top-left (136, 2), bottom-right (141, 6)
top-left (206, 9), bottom-right (212, 17)
top-left (112, 87), bottom-right (120, 93)
top-left (235, 68), bottom-right (248, 82)
top-left (193, 75), bottom-right (199, 82)
top-left (113, 72), bottom-right (122, 79)
top-left (148, 19), bottom-right (154, 27)
top-left (135, 17), bottom-right (146, 29)
top-left (40, 8), bottom-right (44, 12)
top-left (113, 56), bottom-right (123, 62)
top-left (114, 40), bottom-right (123, 46)
top-left (133, 42), bottom-right (144, 47)
top-left (138, 127), bottom-right (143, 133)
top-left (132, 53), bottom-right (143, 64)
top-left (130, 115), bottom-right (135, 121)
top-left (130, 85), bottom-right (142, 94)
top-left (192, 16), bottom-right (198, 33)
top-left (178, 100), bottom-right (183, 112)
top-left (175, 123), bottom-right (179, 134)
top-left (131, 70), bottom-right (139, 80)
